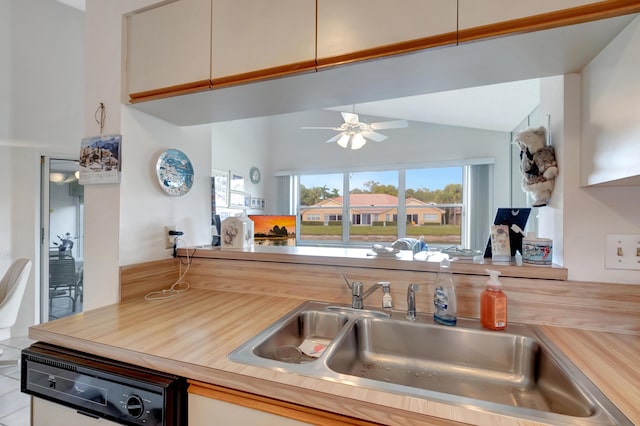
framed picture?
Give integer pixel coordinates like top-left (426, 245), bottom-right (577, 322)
top-left (251, 196), bottom-right (258, 209)
top-left (212, 169), bottom-right (229, 208)
top-left (229, 191), bottom-right (245, 208)
top-left (230, 173), bottom-right (245, 192)
top-left (79, 134), bottom-right (122, 184)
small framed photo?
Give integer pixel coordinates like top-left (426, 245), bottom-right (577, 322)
top-left (230, 173), bottom-right (245, 192)
top-left (251, 196), bottom-right (258, 209)
top-left (229, 191), bottom-right (245, 208)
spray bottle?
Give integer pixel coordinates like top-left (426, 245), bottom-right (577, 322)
top-left (433, 258), bottom-right (457, 326)
top-left (481, 269), bottom-right (507, 330)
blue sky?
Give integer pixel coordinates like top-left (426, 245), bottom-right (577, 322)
top-left (300, 167), bottom-right (462, 194)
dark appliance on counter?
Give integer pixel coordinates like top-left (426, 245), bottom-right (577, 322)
top-left (21, 342), bottom-right (187, 426)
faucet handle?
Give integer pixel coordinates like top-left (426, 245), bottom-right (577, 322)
top-left (352, 281), bottom-right (363, 297)
top-left (352, 281), bottom-right (364, 309)
top-left (407, 283), bottom-right (420, 321)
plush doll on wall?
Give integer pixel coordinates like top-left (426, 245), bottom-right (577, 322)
top-left (514, 126), bottom-right (558, 207)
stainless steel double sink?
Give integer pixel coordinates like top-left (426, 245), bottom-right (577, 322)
top-left (229, 301), bottom-right (631, 425)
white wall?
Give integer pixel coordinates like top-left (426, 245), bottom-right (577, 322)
top-left (537, 76), bottom-right (573, 268)
top-left (1, 0), bottom-right (84, 336)
top-left (82, 0), bottom-right (212, 310)
top-left (0, 1), bottom-right (10, 144)
top-left (0, 2), bottom-right (12, 273)
top-left (211, 116), bottom-right (270, 215)
top-left (119, 108), bottom-right (212, 264)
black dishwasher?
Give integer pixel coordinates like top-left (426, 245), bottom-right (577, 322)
top-left (21, 342), bottom-right (187, 426)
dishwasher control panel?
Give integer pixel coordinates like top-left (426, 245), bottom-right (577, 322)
top-left (21, 342), bottom-right (186, 426)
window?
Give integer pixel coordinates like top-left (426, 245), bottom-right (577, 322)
top-left (299, 174), bottom-right (343, 242)
top-left (297, 166), bottom-right (474, 247)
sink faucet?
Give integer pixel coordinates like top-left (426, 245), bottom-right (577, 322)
top-left (406, 283), bottom-right (420, 321)
top-left (352, 281), bottom-right (383, 309)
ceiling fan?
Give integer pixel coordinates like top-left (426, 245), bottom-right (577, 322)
top-left (302, 112), bottom-right (408, 150)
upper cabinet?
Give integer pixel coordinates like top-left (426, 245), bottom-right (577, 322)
top-left (211, 0), bottom-right (316, 85)
top-left (126, 0), bottom-right (640, 104)
top-left (580, 15), bottom-right (640, 186)
top-left (316, 0), bottom-right (457, 66)
top-left (127, 0), bottom-right (212, 100)
top-left (458, 0), bottom-right (628, 42)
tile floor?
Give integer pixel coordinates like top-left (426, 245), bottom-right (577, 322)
top-left (0, 336), bottom-right (34, 426)
top-left (0, 297), bottom-right (78, 426)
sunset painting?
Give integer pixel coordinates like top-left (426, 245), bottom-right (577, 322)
top-left (249, 215), bottom-right (296, 246)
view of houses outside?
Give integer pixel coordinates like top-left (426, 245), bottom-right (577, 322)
top-left (299, 168), bottom-right (463, 245)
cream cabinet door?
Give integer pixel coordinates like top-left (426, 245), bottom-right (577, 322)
top-left (127, 0), bottom-right (211, 95)
top-left (317, 0), bottom-right (457, 61)
top-left (459, 0), bottom-right (602, 29)
top-left (211, 0), bottom-right (316, 80)
top-left (189, 393), bottom-right (312, 426)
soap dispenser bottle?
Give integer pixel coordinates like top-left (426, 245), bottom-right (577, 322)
top-left (481, 269), bottom-right (507, 330)
top-left (433, 258), bottom-right (457, 326)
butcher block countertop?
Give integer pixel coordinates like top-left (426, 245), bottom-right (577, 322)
top-left (29, 289), bottom-right (640, 426)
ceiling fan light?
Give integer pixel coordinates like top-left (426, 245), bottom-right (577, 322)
top-left (350, 133), bottom-right (367, 150)
top-left (336, 133), bottom-right (350, 148)
top-left (49, 173), bottom-right (65, 183)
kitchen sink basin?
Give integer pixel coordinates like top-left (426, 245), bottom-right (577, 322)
top-left (327, 318), bottom-right (584, 416)
top-left (253, 310), bottom-right (349, 364)
top-left (229, 301), bottom-right (631, 425)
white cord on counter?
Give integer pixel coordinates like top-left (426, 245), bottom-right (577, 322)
top-left (145, 237), bottom-right (192, 301)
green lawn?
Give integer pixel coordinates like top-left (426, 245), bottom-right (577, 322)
top-left (300, 224), bottom-right (460, 237)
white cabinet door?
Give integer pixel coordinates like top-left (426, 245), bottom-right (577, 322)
top-left (459, 0), bottom-right (601, 29)
top-left (317, 0), bottom-right (457, 61)
top-left (33, 397), bottom-right (120, 425)
top-left (127, 0), bottom-right (211, 95)
top-left (189, 393), bottom-right (312, 425)
top-left (211, 0), bottom-right (316, 80)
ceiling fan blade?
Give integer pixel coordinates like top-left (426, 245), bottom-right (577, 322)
top-left (301, 126), bottom-right (337, 130)
top-left (325, 133), bottom-right (344, 143)
top-left (369, 119), bottom-right (408, 130)
top-left (341, 112), bottom-right (359, 125)
top-left (361, 131), bottom-right (388, 142)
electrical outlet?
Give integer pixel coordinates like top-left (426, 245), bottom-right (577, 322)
top-left (605, 234), bottom-right (640, 270)
top-left (165, 226), bottom-right (177, 249)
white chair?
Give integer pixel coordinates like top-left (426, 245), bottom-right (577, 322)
top-left (0, 258), bottom-right (32, 364)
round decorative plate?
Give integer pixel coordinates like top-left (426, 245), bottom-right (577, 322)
top-left (156, 149), bottom-right (194, 196)
top-left (250, 166), bottom-right (261, 184)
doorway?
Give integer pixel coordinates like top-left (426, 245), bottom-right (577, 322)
top-left (41, 156), bottom-right (84, 321)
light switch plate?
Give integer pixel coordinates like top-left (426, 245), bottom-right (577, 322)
top-left (605, 234), bottom-right (640, 270)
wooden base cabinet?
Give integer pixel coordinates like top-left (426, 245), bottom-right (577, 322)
top-left (187, 381), bottom-right (377, 426)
